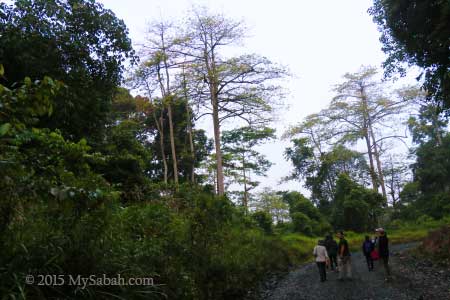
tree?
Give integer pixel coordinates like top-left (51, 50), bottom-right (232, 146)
top-left (280, 191), bottom-right (331, 235)
top-left (222, 126), bottom-right (275, 210)
top-left (147, 97), bottom-right (213, 183)
top-left (0, 0), bottom-right (135, 141)
top-left (181, 9), bottom-right (287, 195)
top-left (397, 98), bottom-right (450, 220)
top-left (369, 0), bottom-right (450, 109)
top-left (284, 136), bottom-right (369, 212)
top-left (382, 154), bottom-right (411, 208)
top-left (253, 188), bottom-right (289, 224)
top-left (332, 174), bottom-right (384, 232)
top-left (321, 66), bottom-right (408, 201)
top-left (138, 20), bottom-right (184, 185)
top-left (283, 114), bottom-right (336, 202)
top-left (409, 133), bottom-right (450, 219)
top-left (405, 88), bottom-right (448, 146)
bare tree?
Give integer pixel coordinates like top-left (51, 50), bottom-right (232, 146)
top-left (178, 9), bottom-right (288, 195)
top-left (320, 66), bottom-right (409, 201)
top-left (136, 20), bottom-right (185, 184)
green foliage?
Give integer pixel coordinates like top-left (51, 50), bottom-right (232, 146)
top-left (222, 126), bottom-right (275, 206)
top-left (369, 0), bottom-right (450, 108)
top-left (407, 103), bottom-right (448, 145)
top-left (331, 174), bottom-right (384, 232)
top-left (291, 212), bottom-right (313, 236)
top-left (0, 74), bottom-right (63, 130)
top-left (251, 211), bottom-right (273, 234)
top-left (284, 137), bottom-right (369, 210)
top-left (397, 133), bottom-right (450, 220)
top-left (0, 0), bottom-right (135, 141)
top-left (252, 188), bottom-right (289, 224)
top-left (280, 191), bottom-right (331, 236)
top-left (147, 96), bottom-right (213, 182)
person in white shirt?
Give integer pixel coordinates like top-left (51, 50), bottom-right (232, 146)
top-left (313, 240), bottom-right (329, 282)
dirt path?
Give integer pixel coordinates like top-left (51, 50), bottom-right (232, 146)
top-left (259, 242), bottom-right (450, 300)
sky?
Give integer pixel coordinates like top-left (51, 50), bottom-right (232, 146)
top-left (98, 0), bottom-right (390, 193)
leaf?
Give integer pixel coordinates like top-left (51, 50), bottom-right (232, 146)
top-left (0, 123), bottom-right (11, 136)
top-left (24, 77), bottom-right (32, 86)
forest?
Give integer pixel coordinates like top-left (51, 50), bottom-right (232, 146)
top-left (0, 0), bottom-right (449, 299)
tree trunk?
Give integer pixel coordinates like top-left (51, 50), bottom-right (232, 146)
top-left (431, 105), bottom-right (443, 146)
top-left (205, 45), bottom-right (225, 195)
top-left (369, 121), bottom-right (387, 200)
top-left (361, 89), bottom-right (378, 193)
top-left (167, 102), bottom-right (179, 184)
top-left (182, 68), bottom-right (196, 183)
top-left (155, 113), bottom-right (168, 184)
top-left (364, 130), bottom-right (378, 192)
top-left (242, 153), bottom-right (248, 211)
top-left (212, 99), bottom-right (225, 195)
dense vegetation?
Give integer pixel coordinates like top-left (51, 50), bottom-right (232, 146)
top-left (0, 0), bottom-right (449, 299)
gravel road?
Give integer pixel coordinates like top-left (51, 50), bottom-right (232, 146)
top-left (257, 242), bottom-right (450, 300)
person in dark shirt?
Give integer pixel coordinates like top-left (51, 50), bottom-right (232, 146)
top-left (377, 228), bottom-right (390, 281)
top-left (324, 234), bottom-right (338, 271)
top-left (362, 235), bottom-right (375, 271)
top-left (337, 231), bottom-right (352, 280)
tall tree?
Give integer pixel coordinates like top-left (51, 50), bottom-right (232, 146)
top-left (369, 0), bottom-right (450, 109)
top-left (222, 126), bottom-right (275, 210)
top-left (0, 0), bottom-right (135, 142)
top-left (181, 9), bottom-right (287, 195)
top-left (253, 188), bottom-right (289, 224)
top-left (321, 66), bottom-right (408, 201)
top-left (139, 20), bottom-right (182, 184)
top-left (283, 114), bottom-right (337, 202)
top-left (131, 67), bottom-right (169, 183)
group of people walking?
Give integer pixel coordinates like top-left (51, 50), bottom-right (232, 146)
top-left (312, 228), bottom-right (390, 282)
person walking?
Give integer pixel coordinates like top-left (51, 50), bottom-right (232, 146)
top-left (362, 235), bottom-right (375, 271)
top-left (313, 240), bottom-right (329, 282)
top-left (377, 228), bottom-right (391, 281)
top-left (324, 234), bottom-right (338, 271)
top-left (337, 231), bottom-right (352, 281)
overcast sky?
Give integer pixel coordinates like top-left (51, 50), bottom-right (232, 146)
top-left (99, 0), bottom-right (390, 193)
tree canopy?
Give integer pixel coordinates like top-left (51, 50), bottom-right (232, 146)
top-left (369, 0), bottom-right (450, 109)
top-left (0, 0), bottom-right (135, 141)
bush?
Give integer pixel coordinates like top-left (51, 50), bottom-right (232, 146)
top-left (291, 212), bottom-right (313, 236)
top-left (251, 211), bottom-right (273, 234)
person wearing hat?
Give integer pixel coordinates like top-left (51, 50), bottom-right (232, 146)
top-left (336, 231), bottom-right (352, 281)
top-left (377, 228), bottom-right (391, 281)
top-left (313, 240), bottom-right (329, 282)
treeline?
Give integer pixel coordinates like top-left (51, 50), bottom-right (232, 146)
top-left (279, 66), bottom-right (449, 233)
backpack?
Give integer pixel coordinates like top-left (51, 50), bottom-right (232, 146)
top-left (363, 241), bottom-right (373, 254)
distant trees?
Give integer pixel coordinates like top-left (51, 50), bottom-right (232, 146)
top-left (285, 66), bottom-right (409, 207)
top-left (131, 9), bottom-right (286, 193)
top-left (332, 174), bottom-right (384, 232)
top-left (369, 0), bottom-right (450, 109)
top-left (222, 126), bottom-right (275, 210)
